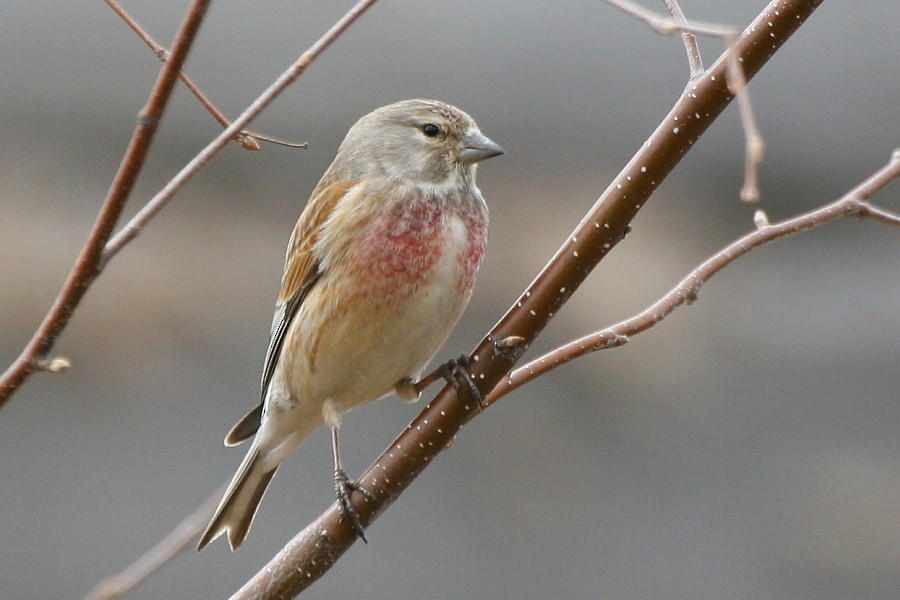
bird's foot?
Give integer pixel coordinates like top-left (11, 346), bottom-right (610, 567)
top-left (439, 354), bottom-right (485, 411)
top-left (334, 468), bottom-right (374, 543)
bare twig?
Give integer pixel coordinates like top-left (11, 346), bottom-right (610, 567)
top-left (604, 0), bottom-right (737, 38)
top-left (726, 44), bottom-right (765, 203)
top-left (0, 0), bottom-right (211, 408)
top-left (663, 0), bottom-right (704, 77)
top-left (104, 0), bottom-right (307, 151)
top-left (603, 0), bottom-right (764, 202)
top-left (489, 150), bottom-right (900, 402)
top-left (100, 0), bottom-right (380, 265)
top-left (229, 2), bottom-right (824, 598)
top-left (82, 485), bottom-right (225, 600)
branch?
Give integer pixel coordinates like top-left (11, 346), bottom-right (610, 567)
top-left (230, 1), bottom-right (825, 597)
top-left (82, 485), bottom-right (225, 600)
top-left (0, 0), bottom-right (211, 409)
top-left (662, 0), bottom-right (704, 76)
top-left (604, 0), bottom-right (738, 39)
top-left (489, 150), bottom-right (900, 401)
top-left (104, 0), bottom-right (307, 151)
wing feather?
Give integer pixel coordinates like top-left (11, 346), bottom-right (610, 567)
top-left (224, 179), bottom-right (356, 445)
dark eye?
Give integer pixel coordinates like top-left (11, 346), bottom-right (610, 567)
top-left (422, 123), bottom-right (441, 138)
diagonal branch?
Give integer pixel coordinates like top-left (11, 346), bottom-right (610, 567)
top-left (229, 1), bottom-right (825, 598)
top-left (0, 0), bottom-right (211, 409)
top-left (104, 0), bottom-right (306, 151)
top-left (82, 484), bottom-right (226, 600)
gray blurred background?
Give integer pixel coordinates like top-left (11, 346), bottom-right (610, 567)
top-left (1, 1), bottom-right (898, 599)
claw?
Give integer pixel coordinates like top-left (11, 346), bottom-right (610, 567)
top-left (439, 354), bottom-right (485, 411)
top-left (334, 468), bottom-right (372, 543)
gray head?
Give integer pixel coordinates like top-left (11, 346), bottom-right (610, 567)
top-left (334, 99), bottom-right (503, 186)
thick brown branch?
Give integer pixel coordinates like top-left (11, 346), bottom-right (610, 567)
top-left (230, 2), bottom-right (825, 598)
top-left (0, 0), bottom-right (211, 408)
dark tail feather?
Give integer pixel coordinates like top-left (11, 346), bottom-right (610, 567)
top-left (224, 403), bottom-right (263, 447)
top-left (197, 445), bottom-right (277, 551)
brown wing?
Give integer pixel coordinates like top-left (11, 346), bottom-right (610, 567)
top-left (278, 179), bottom-right (354, 304)
top-left (223, 179), bottom-right (356, 446)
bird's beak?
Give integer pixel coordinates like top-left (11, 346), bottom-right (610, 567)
top-left (459, 131), bottom-right (504, 164)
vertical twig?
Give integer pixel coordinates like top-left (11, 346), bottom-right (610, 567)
top-left (602, 0), bottom-right (764, 202)
top-left (663, 0), bottom-right (704, 76)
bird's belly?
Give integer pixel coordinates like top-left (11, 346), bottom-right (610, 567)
top-left (281, 211), bottom-right (480, 418)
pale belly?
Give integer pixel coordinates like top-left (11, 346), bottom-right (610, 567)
top-left (279, 213), bottom-right (478, 422)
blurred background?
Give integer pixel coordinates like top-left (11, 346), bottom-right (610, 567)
top-left (1, 1), bottom-right (898, 599)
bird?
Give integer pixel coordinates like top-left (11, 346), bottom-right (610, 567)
top-left (197, 99), bottom-right (503, 551)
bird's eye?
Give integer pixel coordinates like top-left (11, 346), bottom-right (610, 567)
top-left (422, 123), bottom-right (441, 138)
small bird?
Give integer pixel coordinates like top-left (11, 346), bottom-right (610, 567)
top-left (197, 99), bottom-right (503, 551)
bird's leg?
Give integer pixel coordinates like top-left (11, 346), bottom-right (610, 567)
top-left (331, 427), bottom-right (374, 543)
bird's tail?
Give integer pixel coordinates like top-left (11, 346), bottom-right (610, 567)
top-left (197, 443), bottom-right (277, 551)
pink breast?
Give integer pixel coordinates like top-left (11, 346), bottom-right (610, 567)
top-left (457, 209), bottom-right (487, 293)
top-left (352, 196), bottom-right (486, 299)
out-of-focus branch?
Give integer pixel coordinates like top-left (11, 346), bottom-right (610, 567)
top-left (230, 2), bottom-right (825, 598)
top-left (82, 485), bottom-right (225, 600)
top-left (104, 0), bottom-right (307, 151)
top-left (604, 0), bottom-right (737, 38)
top-left (489, 150), bottom-right (900, 401)
top-left (0, 0), bottom-right (211, 409)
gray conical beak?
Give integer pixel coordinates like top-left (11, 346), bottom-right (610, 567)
top-left (459, 131), bottom-right (504, 164)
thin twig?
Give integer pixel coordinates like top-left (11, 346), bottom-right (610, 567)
top-left (663, 0), bottom-right (704, 77)
top-left (488, 150), bottom-right (900, 402)
top-left (82, 485), bottom-right (226, 600)
top-left (604, 0), bottom-right (738, 38)
top-left (229, 3), bottom-right (825, 598)
top-left (0, 0), bottom-right (211, 408)
top-left (104, 0), bottom-right (307, 151)
top-left (725, 39), bottom-right (765, 203)
top-left (100, 0), bottom-right (380, 266)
